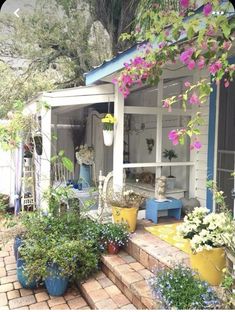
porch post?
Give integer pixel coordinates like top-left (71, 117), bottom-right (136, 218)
top-left (155, 79), bottom-right (163, 190)
top-left (113, 85), bottom-right (124, 191)
top-left (40, 106), bottom-right (52, 212)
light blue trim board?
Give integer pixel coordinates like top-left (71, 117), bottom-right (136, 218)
top-left (206, 55), bottom-right (235, 210)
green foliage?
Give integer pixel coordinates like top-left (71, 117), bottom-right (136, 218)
top-left (43, 186), bottom-right (74, 216)
top-left (51, 150), bottom-right (74, 173)
top-left (162, 149), bottom-right (177, 177)
top-left (149, 265), bottom-right (220, 309)
top-left (0, 63), bottom-right (55, 119)
top-left (0, 111), bottom-right (36, 151)
top-left (162, 149), bottom-right (177, 162)
top-left (0, 194), bottom-right (9, 213)
top-left (101, 222), bottom-right (129, 247)
top-left (19, 212), bottom-right (102, 282)
top-left (221, 268), bottom-right (235, 309)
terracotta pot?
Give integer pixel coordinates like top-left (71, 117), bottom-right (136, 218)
top-left (107, 242), bottom-right (120, 255)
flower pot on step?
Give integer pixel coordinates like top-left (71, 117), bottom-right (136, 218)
top-left (107, 242), bottom-right (120, 255)
top-left (190, 247), bottom-right (226, 286)
top-left (112, 206), bottom-right (138, 233)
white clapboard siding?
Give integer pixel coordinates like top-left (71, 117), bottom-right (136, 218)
top-left (193, 101), bottom-right (209, 206)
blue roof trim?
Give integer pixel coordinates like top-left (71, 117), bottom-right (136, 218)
top-left (85, 1), bottom-right (234, 86)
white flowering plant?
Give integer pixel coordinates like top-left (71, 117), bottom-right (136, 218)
top-left (75, 145), bottom-right (94, 165)
top-left (177, 207), bottom-right (232, 253)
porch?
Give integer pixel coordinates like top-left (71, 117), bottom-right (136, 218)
top-left (23, 63), bottom-right (210, 215)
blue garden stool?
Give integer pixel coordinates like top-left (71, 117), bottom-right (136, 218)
top-left (146, 197), bottom-right (182, 224)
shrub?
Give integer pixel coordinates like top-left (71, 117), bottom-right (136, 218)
top-left (149, 265), bottom-right (220, 309)
top-left (18, 212), bottom-right (103, 283)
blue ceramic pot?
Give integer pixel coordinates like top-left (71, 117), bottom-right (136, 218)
top-left (14, 236), bottom-right (23, 260)
top-left (17, 258), bottom-right (37, 289)
top-left (45, 263), bottom-right (69, 296)
top-left (79, 164), bottom-right (91, 188)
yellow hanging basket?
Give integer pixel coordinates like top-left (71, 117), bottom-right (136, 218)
top-left (190, 247), bottom-right (226, 286)
top-left (112, 206), bottom-right (138, 233)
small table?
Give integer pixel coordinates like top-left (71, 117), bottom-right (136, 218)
top-left (146, 197), bottom-right (182, 224)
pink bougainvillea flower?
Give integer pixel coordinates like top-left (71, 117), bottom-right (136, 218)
top-left (163, 99), bottom-right (172, 112)
top-left (187, 60), bottom-right (196, 70)
top-left (168, 130), bottom-right (179, 145)
top-left (197, 57), bottom-right (205, 70)
top-left (180, 0), bottom-right (190, 9)
top-left (184, 81), bottom-right (191, 88)
top-left (223, 41), bottom-right (232, 51)
top-left (209, 60), bottom-right (222, 75)
top-left (179, 48), bottom-right (194, 64)
top-left (224, 79), bottom-right (230, 88)
top-left (191, 140), bottom-right (202, 150)
top-left (189, 92), bottom-right (200, 105)
top-left (112, 78), bottom-right (118, 84)
top-left (159, 42), bottom-right (166, 49)
top-left (203, 3), bottom-right (212, 16)
top-left (201, 41), bottom-right (208, 50)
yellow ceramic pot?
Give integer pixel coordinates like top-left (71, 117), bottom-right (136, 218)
top-left (190, 247), bottom-right (226, 286)
top-left (112, 206), bottom-right (138, 233)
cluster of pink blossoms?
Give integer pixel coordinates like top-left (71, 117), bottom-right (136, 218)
top-left (180, 0), bottom-right (212, 16)
top-left (168, 129), bottom-right (202, 150)
top-left (113, 56), bottom-right (155, 98)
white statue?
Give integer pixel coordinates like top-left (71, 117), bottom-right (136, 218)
top-left (155, 176), bottom-right (167, 200)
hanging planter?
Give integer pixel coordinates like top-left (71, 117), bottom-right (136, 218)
top-left (33, 132), bottom-right (43, 156)
top-left (103, 130), bottom-right (114, 146)
top-left (101, 114), bottom-right (117, 147)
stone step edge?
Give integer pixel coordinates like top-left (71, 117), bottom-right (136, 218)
top-left (125, 234), bottom-right (190, 272)
top-left (79, 271), bottom-right (135, 310)
top-left (101, 253), bottom-right (160, 310)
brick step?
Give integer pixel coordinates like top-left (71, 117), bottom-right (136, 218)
top-left (125, 227), bottom-right (190, 272)
top-left (101, 251), bottom-right (161, 309)
top-left (79, 271), bottom-right (136, 310)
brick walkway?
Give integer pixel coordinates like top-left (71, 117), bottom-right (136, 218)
top-left (0, 242), bottom-right (91, 310)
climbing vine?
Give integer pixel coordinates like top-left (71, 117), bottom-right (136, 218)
top-left (115, 0), bottom-right (235, 149)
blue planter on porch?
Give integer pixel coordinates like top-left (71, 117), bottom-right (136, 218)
top-left (17, 259), bottom-right (37, 289)
top-left (45, 263), bottom-right (69, 296)
top-left (79, 164), bottom-right (91, 188)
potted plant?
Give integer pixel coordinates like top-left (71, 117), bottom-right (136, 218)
top-left (107, 189), bottom-right (144, 233)
top-left (101, 114), bottom-right (117, 146)
top-left (75, 145), bottom-right (94, 187)
top-left (149, 265), bottom-right (220, 309)
top-left (177, 207), bottom-right (232, 285)
top-left (162, 149), bottom-right (178, 190)
top-left (19, 212), bottom-right (100, 295)
top-left (33, 131), bottom-right (43, 156)
top-left (101, 222), bottom-right (129, 254)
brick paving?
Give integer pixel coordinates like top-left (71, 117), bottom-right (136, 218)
top-left (80, 272), bottom-right (135, 310)
top-left (0, 242), bottom-right (91, 310)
